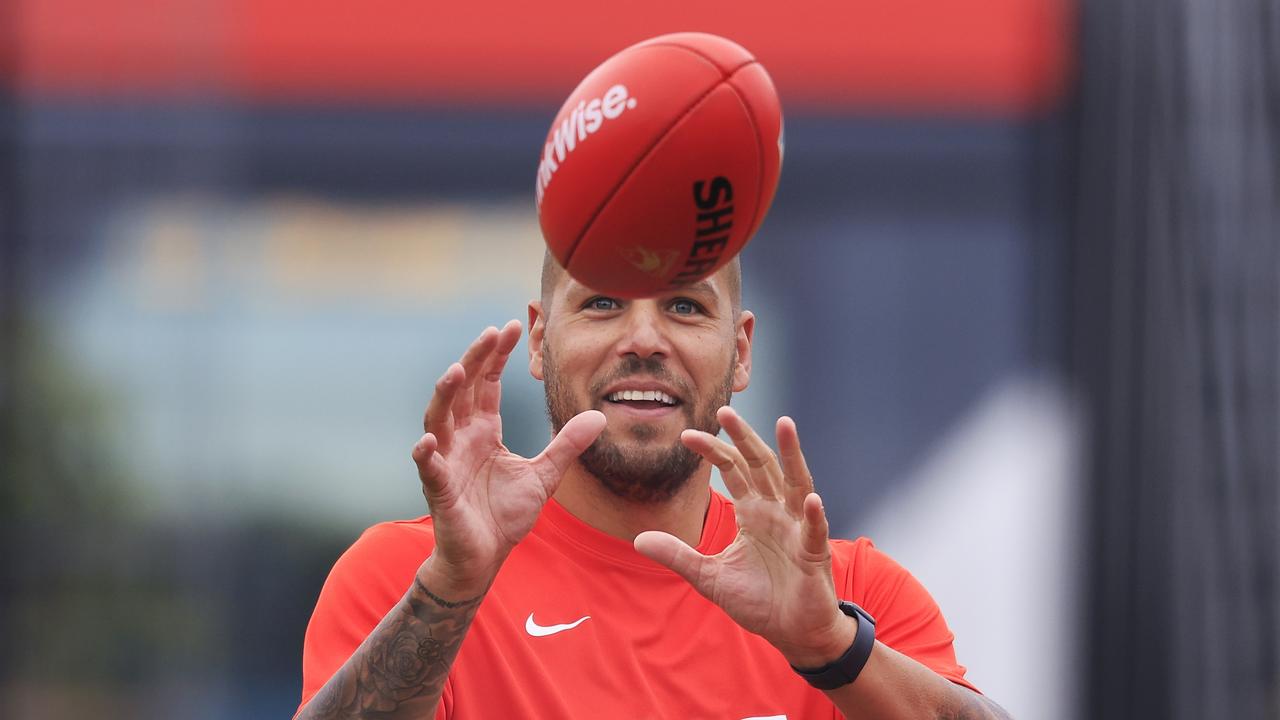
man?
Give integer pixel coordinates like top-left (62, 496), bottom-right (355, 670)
top-left (296, 255), bottom-right (1010, 719)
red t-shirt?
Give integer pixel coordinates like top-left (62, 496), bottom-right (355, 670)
top-left (298, 491), bottom-right (976, 719)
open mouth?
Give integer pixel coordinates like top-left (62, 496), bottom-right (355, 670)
top-left (604, 389), bottom-right (681, 411)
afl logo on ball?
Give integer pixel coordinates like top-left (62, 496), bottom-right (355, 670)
top-left (621, 246), bottom-right (681, 278)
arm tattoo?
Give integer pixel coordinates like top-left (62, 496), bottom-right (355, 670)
top-left (298, 580), bottom-right (485, 719)
top-left (414, 577), bottom-right (484, 609)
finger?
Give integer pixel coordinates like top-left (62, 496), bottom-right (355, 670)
top-left (776, 416), bottom-right (816, 514)
top-left (412, 432), bottom-right (449, 498)
top-left (717, 406), bottom-right (785, 499)
top-left (801, 493), bottom-right (832, 560)
top-left (453, 326), bottom-right (500, 426)
top-left (634, 531), bottom-right (716, 595)
top-left (529, 410), bottom-right (607, 494)
top-left (681, 429), bottom-right (753, 500)
top-left (422, 363), bottom-right (465, 452)
top-left (475, 320), bottom-right (522, 414)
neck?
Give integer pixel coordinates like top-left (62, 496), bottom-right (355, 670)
top-left (552, 463), bottom-right (712, 547)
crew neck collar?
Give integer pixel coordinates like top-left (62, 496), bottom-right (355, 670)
top-left (536, 490), bottom-right (735, 573)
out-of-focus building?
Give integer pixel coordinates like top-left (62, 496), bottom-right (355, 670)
top-left (4, 2), bottom-right (1127, 719)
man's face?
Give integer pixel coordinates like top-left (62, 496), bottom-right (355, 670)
top-left (529, 270), bottom-right (753, 503)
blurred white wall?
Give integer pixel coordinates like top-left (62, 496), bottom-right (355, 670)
top-left (855, 376), bottom-right (1082, 720)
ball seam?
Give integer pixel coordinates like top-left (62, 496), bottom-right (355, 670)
top-left (721, 76), bottom-right (770, 252)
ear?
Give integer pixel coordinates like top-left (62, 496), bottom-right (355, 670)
top-left (732, 311), bottom-right (755, 392)
top-left (528, 300), bottom-right (547, 381)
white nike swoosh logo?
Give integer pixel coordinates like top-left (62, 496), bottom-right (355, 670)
top-left (525, 612), bottom-right (590, 637)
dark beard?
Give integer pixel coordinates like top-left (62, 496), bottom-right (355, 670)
top-left (544, 349), bottom-right (734, 504)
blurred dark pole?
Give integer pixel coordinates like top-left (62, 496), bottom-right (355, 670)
top-left (0, 0), bottom-right (20, 693)
top-left (0, 0), bottom-right (20, 392)
top-left (1070, 0), bottom-right (1279, 718)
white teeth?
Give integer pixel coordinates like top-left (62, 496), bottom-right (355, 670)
top-left (607, 390), bottom-right (676, 405)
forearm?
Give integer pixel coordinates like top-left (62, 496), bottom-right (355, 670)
top-left (823, 639), bottom-right (1011, 720)
top-left (297, 559), bottom-right (488, 720)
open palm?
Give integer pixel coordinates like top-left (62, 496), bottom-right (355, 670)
top-left (412, 321), bottom-right (605, 589)
top-left (634, 407), bottom-right (851, 666)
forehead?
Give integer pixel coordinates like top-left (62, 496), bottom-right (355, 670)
top-left (554, 273), bottom-right (731, 305)
top-left (543, 253), bottom-right (739, 305)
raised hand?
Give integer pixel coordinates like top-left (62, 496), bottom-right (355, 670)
top-left (633, 406), bottom-right (855, 667)
top-left (412, 320), bottom-right (606, 590)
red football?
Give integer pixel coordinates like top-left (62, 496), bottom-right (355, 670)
top-left (534, 32), bottom-right (784, 298)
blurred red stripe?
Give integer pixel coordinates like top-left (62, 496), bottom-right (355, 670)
top-left (13, 0), bottom-right (1072, 113)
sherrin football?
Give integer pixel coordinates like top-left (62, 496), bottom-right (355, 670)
top-left (534, 32), bottom-right (784, 297)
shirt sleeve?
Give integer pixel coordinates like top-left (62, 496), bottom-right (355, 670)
top-left (295, 518), bottom-right (446, 717)
top-left (831, 537), bottom-right (980, 693)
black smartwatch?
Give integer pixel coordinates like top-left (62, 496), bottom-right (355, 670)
top-left (790, 600), bottom-right (877, 690)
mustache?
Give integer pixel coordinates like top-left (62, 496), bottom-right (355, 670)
top-left (589, 356), bottom-right (692, 401)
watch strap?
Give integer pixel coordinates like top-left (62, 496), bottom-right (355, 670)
top-left (790, 600), bottom-right (877, 690)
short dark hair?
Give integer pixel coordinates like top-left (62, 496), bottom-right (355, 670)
top-left (540, 251), bottom-right (742, 314)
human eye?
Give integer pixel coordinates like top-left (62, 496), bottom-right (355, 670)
top-left (583, 296), bottom-right (621, 312)
top-left (669, 298), bottom-right (704, 315)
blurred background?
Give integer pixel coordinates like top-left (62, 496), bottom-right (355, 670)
top-left (1, 1), bottom-right (1275, 718)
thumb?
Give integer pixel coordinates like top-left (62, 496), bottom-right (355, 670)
top-left (529, 410), bottom-right (606, 493)
top-left (634, 531), bottom-right (715, 592)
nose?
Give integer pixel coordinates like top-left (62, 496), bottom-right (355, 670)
top-left (615, 301), bottom-right (672, 359)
